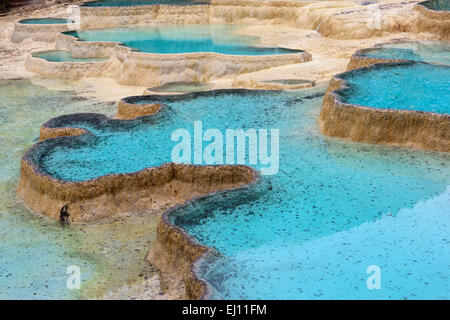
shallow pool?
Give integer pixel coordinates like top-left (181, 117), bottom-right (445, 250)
top-left (81, 0), bottom-right (209, 6)
top-left (0, 80), bottom-right (162, 299)
top-left (31, 86), bottom-right (449, 299)
top-left (32, 51), bottom-right (108, 63)
top-left (19, 18), bottom-right (68, 24)
top-left (65, 25), bottom-right (304, 55)
top-left (359, 41), bottom-right (450, 65)
top-left (338, 62), bottom-right (450, 114)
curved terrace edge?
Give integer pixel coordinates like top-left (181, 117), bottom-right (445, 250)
top-left (318, 61), bottom-right (450, 152)
top-left (17, 91), bottom-right (259, 223)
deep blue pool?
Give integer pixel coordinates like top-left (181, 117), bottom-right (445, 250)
top-left (32, 86), bottom-right (449, 299)
top-left (64, 25), bottom-right (303, 55)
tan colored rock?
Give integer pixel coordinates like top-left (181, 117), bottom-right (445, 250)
top-left (414, 1), bottom-right (450, 40)
top-left (25, 52), bottom-right (109, 79)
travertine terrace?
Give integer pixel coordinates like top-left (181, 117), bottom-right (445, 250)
top-left (319, 62), bottom-right (449, 152)
top-left (2, 0), bottom-right (448, 301)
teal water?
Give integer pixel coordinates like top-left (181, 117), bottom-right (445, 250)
top-left (421, 0), bottom-right (450, 11)
top-left (32, 51), bottom-right (108, 63)
top-left (65, 25), bottom-right (303, 55)
top-left (82, 0), bottom-right (209, 6)
top-left (0, 80), bottom-right (163, 299)
top-left (338, 62), bottom-right (450, 114)
top-left (19, 18), bottom-right (68, 24)
top-left (31, 86), bottom-right (449, 299)
top-left (360, 41), bottom-right (450, 65)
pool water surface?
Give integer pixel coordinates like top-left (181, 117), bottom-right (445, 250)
top-left (338, 62), bottom-right (450, 114)
top-left (0, 80), bottom-right (164, 299)
top-left (31, 86), bottom-right (449, 299)
top-left (32, 51), bottom-right (108, 63)
top-left (64, 25), bottom-right (304, 55)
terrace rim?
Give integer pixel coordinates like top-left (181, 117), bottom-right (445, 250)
top-left (16, 89), bottom-right (270, 299)
top-left (319, 61), bottom-right (450, 153)
top-left (18, 90), bottom-right (264, 222)
top-left (414, 1), bottom-right (450, 40)
top-left (24, 28), bottom-right (311, 85)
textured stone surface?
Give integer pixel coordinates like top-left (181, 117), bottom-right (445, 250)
top-left (148, 173), bottom-right (258, 300)
top-left (11, 21), bottom-right (71, 43)
top-left (232, 77), bottom-right (314, 90)
top-left (115, 99), bottom-right (163, 119)
top-left (414, 1), bottom-right (450, 40)
top-left (25, 52), bottom-right (109, 79)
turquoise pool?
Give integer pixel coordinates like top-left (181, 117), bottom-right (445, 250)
top-left (64, 25), bottom-right (304, 55)
top-left (32, 51), bottom-right (108, 63)
top-left (338, 62), bottom-right (450, 114)
top-left (30, 86), bottom-right (449, 299)
top-left (359, 41), bottom-right (450, 65)
top-left (19, 18), bottom-right (68, 24)
top-left (82, 0), bottom-right (209, 6)
top-left (421, 0), bottom-right (450, 11)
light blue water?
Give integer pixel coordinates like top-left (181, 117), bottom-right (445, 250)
top-left (19, 18), bottom-right (68, 24)
top-left (421, 0), bottom-right (450, 11)
top-left (360, 41), bottom-right (450, 65)
top-left (65, 25), bottom-right (303, 55)
top-left (339, 62), bottom-right (450, 114)
top-left (32, 51), bottom-right (108, 63)
top-left (81, 0), bottom-right (209, 6)
top-left (33, 87), bottom-right (449, 299)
